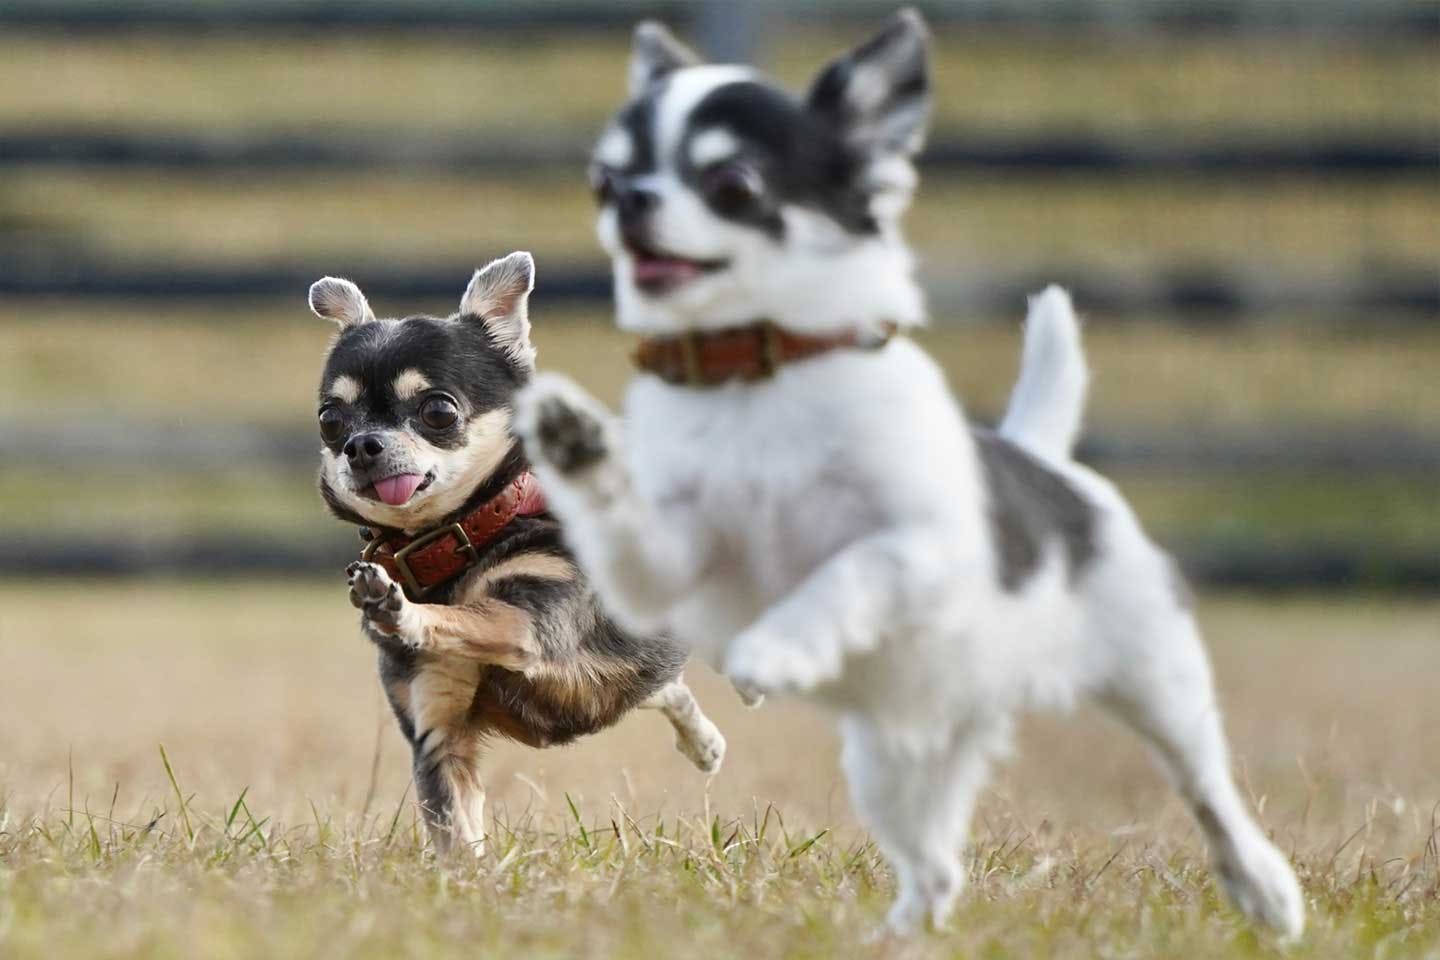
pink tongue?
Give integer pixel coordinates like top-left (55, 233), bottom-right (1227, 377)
top-left (374, 474), bottom-right (424, 506)
top-left (634, 257), bottom-right (701, 284)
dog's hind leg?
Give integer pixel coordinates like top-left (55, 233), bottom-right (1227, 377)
top-left (1099, 609), bottom-right (1304, 939)
top-left (409, 659), bottom-right (487, 857)
top-left (841, 715), bottom-right (1002, 936)
top-left (643, 678), bottom-right (725, 774)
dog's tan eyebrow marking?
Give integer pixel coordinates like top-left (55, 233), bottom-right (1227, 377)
top-left (392, 368), bottom-right (432, 401)
top-left (688, 128), bottom-right (740, 168)
top-left (326, 374), bottom-right (361, 404)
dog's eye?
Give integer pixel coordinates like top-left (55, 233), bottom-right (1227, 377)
top-left (589, 164), bottom-right (617, 206)
top-left (418, 395), bottom-right (459, 430)
top-left (701, 161), bottom-right (764, 214)
top-left (318, 406), bottom-right (344, 443)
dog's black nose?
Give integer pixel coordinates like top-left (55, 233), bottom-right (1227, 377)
top-left (615, 185), bottom-right (659, 235)
top-left (343, 432), bottom-right (385, 469)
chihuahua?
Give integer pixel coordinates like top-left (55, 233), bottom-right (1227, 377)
top-left (514, 12), bottom-right (1304, 939)
top-left (310, 252), bottom-right (726, 856)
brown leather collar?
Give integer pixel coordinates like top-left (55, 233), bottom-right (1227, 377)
top-left (632, 320), bottom-right (898, 386)
top-left (361, 471), bottom-right (546, 601)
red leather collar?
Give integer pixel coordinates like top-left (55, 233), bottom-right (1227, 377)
top-left (633, 320), bottom-right (898, 386)
top-left (361, 471), bottom-right (547, 601)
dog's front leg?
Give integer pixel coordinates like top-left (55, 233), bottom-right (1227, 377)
top-left (347, 562), bottom-right (538, 670)
top-left (515, 373), bottom-right (709, 632)
top-left (725, 526), bottom-right (957, 696)
top-left (407, 659), bottom-right (487, 857)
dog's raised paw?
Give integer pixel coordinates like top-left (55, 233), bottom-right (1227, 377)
top-left (723, 629), bottom-right (831, 698)
top-left (516, 374), bottom-right (612, 476)
top-left (535, 395), bottom-right (608, 474)
top-left (348, 561), bottom-right (409, 639)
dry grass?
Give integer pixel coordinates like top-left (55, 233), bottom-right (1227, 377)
top-left (0, 29), bottom-right (1433, 136)
top-left (5, 169), bottom-right (1435, 271)
top-left (0, 582), bottom-right (1437, 957)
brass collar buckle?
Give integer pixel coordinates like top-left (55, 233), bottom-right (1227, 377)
top-left (755, 320), bottom-right (783, 378)
top-left (679, 329), bottom-right (704, 385)
top-left (365, 522), bottom-right (479, 599)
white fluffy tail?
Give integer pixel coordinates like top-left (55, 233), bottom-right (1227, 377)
top-left (998, 285), bottom-right (1088, 462)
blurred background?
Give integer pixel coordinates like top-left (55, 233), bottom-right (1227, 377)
top-left (0, 1), bottom-right (1436, 817)
top-left (0, 0), bottom-right (1435, 590)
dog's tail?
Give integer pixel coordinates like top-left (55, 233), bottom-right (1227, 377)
top-left (998, 285), bottom-right (1088, 462)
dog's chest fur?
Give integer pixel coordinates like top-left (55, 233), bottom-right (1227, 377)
top-left (625, 340), bottom-right (984, 654)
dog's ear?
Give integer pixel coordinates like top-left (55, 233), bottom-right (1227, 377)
top-left (309, 276), bottom-right (376, 327)
top-left (629, 21), bottom-right (702, 97)
top-left (804, 8), bottom-right (932, 157)
top-left (460, 251), bottom-right (537, 371)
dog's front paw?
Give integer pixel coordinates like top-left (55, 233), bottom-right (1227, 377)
top-left (723, 628), bottom-right (834, 698)
top-left (346, 561), bottom-right (415, 643)
top-left (515, 374), bottom-right (612, 476)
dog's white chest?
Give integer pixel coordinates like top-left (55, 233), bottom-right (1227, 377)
top-left (622, 342), bottom-right (978, 658)
top-left (630, 377), bottom-right (875, 584)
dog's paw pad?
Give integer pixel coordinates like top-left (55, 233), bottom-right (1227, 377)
top-left (533, 395), bottom-right (608, 474)
top-left (348, 562), bottom-right (407, 637)
top-left (515, 375), bottom-right (612, 476)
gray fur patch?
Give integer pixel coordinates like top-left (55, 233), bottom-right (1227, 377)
top-left (973, 428), bottom-right (1097, 592)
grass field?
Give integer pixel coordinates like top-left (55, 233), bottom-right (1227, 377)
top-left (1, 582), bottom-right (1437, 957)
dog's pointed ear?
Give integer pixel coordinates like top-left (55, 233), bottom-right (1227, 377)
top-left (804, 7), bottom-right (932, 157)
top-left (629, 21), bottom-right (702, 97)
top-left (309, 276), bottom-right (376, 328)
top-left (460, 251), bottom-right (537, 371)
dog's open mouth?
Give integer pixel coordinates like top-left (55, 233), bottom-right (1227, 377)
top-left (362, 471), bottom-right (435, 506)
top-left (627, 240), bottom-right (727, 295)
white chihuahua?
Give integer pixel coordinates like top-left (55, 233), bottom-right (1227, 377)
top-left (515, 9), bottom-right (1304, 939)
